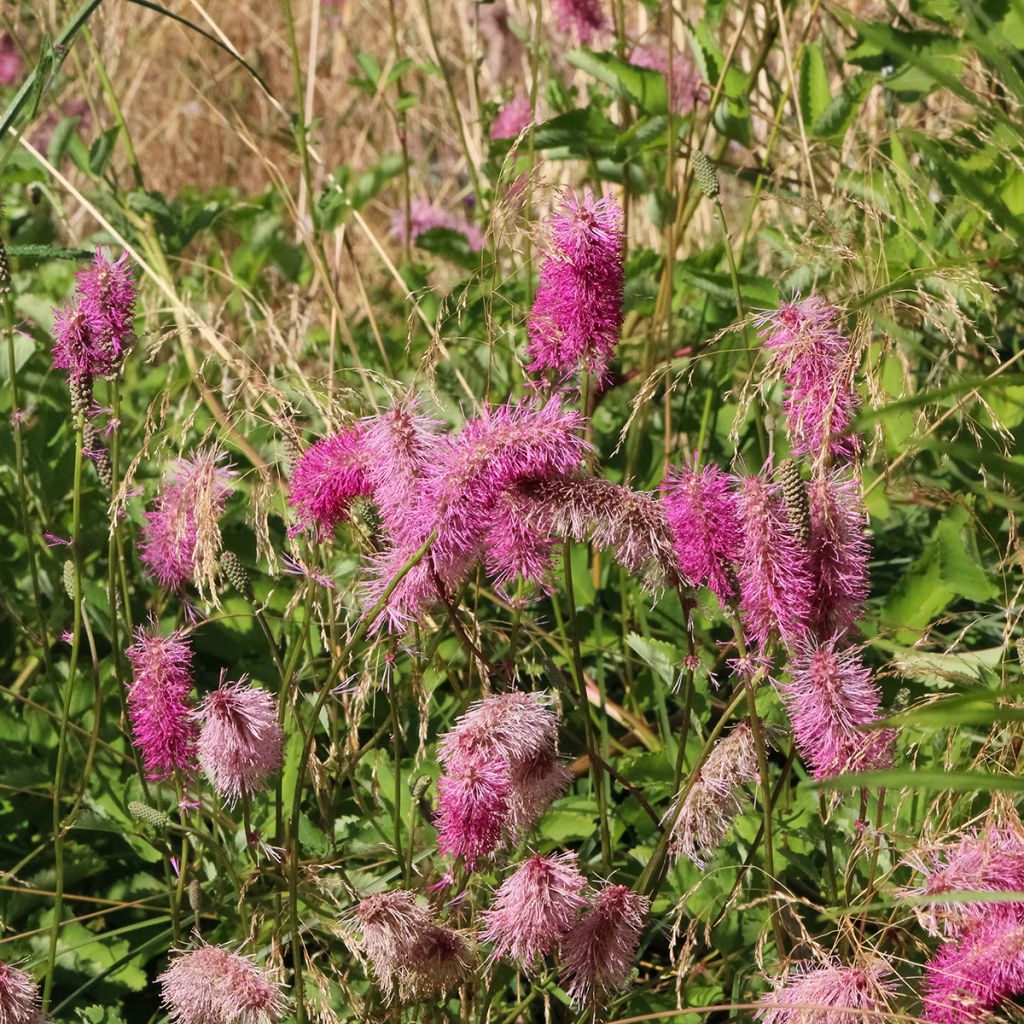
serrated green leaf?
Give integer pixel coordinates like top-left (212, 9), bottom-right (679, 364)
top-left (626, 632), bottom-right (679, 688)
top-left (799, 42), bottom-right (830, 128)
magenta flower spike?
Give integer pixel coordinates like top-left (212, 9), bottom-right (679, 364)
top-left (490, 96), bottom-right (532, 140)
top-left (0, 33), bottom-right (22, 87)
top-left (0, 961), bottom-right (42, 1024)
top-left (551, 0), bottom-right (606, 42)
top-left (287, 426), bottom-right (372, 537)
top-left (435, 757), bottom-right (510, 868)
top-left (756, 958), bottom-right (898, 1024)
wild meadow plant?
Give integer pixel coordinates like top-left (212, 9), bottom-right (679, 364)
top-left (2, 1), bottom-right (1024, 1023)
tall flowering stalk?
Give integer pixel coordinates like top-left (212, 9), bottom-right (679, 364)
top-left (756, 958), bottom-right (898, 1024)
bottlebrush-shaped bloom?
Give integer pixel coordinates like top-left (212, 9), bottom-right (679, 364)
top-left (527, 190), bottom-right (624, 383)
top-left (807, 471), bottom-right (870, 639)
top-left (391, 198), bottom-right (484, 252)
top-left (0, 961), bottom-right (42, 1024)
top-left (482, 852), bottom-right (588, 967)
top-left (0, 34), bottom-right (22, 87)
top-left (756, 958), bottom-right (898, 1024)
top-left (736, 471), bottom-right (813, 648)
top-left (922, 910), bottom-right (1024, 1024)
top-left (783, 639), bottom-right (893, 782)
top-left (491, 96), bottom-right (532, 139)
top-left (159, 943), bottom-right (287, 1024)
top-left (559, 884), bottom-right (649, 1007)
top-left (355, 891), bottom-right (435, 999)
top-left (903, 827), bottom-right (1024, 937)
top-left (435, 758), bottom-right (511, 868)
top-left (551, 0), bottom-right (606, 42)
top-left (287, 426), bottom-right (372, 537)
top-left (629, 45), bottom-right (705, 114)
top-left (195, 678), bottom-right (283, 805)
top-left (139, 448), bottom-right (233, 594)
top-left (505, 747), bottom-right (573, 836)
top-left (757, 296), bottom-right (860, 464)
top-left (124, 625), bottom-right (197, 780)
top-left (662, 461), bottom-right (742, 601)
top-left (667, 722), bottom-right (759, 866)
top-left (482, 489), bottom-right (559, 591)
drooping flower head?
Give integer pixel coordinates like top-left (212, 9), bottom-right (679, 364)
top-left (662, 461), bottom-right (742, 601)
top-left (527, 189), bottom-right (624, 384)
top-left (756, 958), bottom-right (899, 1024)
top-left (195, 677), bottom-right (283, 805)
top-left (435, 758), bottom-right (510, 868)
top-left (124, 624), bottom-right (197, 780)
top-left (354, 891), bottom-right (436, 1000)
top-left (784, 639), bottom-right (893, 782)
top-left (158, 943), bottom-right (287, 1024)
top-left (401, 923), bottom-right (475, 999)
top-left (391, 199), bottom-right (484, 252)
top-left (551, 0), bottom-right (606, 42)
top-left (0, 961), bottom-right (42, 1024)
top-left (139, 448), bottom-right (234, 595)
top-left (629, 45), bottom-right (705, 114)
top-left (491, 96), bottom-right (532, 140)
top-left (559, 884), bottom-right (650, 1007)
top-left (287, 426), bottom-right (372, 538)
top-left (482, 852), bottom-right (588, 967)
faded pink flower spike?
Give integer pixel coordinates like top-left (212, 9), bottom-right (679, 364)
top-left (527, 190), bottom-right (624, 384)
top-left (287, 426), bottom-right (372, 537)
top-left (756, 958), bottom-right (898, 1024)
top-left (195, 677), bottom-right (283, 805)
top-left (159, 943), bottom-right (287, 1024)
top-left (551, 0), bottom-right (606, 42)
top-left (391, 198), bottom-right (484, 252)
top-left (435, 757), bottom-right (510, 868)
top-left (629, 45), bottom-right (705, 114)
top-left (124, 624), bottom-right (197, 781)
top-left (355, 891), bottom-right (439, 1000)
top-left (491, 96), bottom-right (532, 140)
top-left (481, 852), bottom-right (588, 968)
top-left (402, 923), bottom-right (475, 999)
top-left (0, 961), bottom-right (42, 1024)
top-left (559, 884), bottom-right (650, 1007)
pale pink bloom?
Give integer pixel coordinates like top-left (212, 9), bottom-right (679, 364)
top-left (490, 96), bottom-right (532, 139)
top-left (0, 961), bottom-right (42, 1024)
top-left (551, 0), bottom-right (606, 42)
top-left (195, 677), bottom-right (283, 805)
top-left (158, 944), bottom-right (287, 1024)
top-left (482, 852), bottom-right (588, 967)
top-left (435, 757), bottom-right (510, 868)
top-left (505, 747), bottom-right (573, 836)
top-left (629, 45), bottom-right (705, 113)
top-left (757, 958), bottom-right (898, 1024)
top-left (402, 923), bottom-right (475, 998)
top-left (391, 198), bottom-right (483, 252)
top-left (559, 884), bottom-right (649, 1007)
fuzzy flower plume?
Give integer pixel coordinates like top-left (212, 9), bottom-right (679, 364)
top-left (195, 678), bottom-right (283, 805)
top-left (391, 198), bottom-right (484, 252)
top-left (737, 470), bottom-right (812, 649)
top-left (527, 189), bottom-right (624, 384)
top-left (159, 943), bottom-right (286, 1024)
top-left (287, 426), bottom-right (372, 537)
top-left (758, 296), bottom-right (860, 464)
top-left (435, 758), bottom-right (511, 868)
top-left (922, 910), bottom-right (1024, 1024)
top-left (124, 624), bottom-right (197, 780)
top-left (0, 961), bottom-right (42, 1024)
top-left (629, 45), bottom-right (705, 113)
top-left (559, 884), bottom-right (649, 1007)
top-left (482, 852), bottom-right (587, 967)
top-left (807, 471), bottom-right (870, 639)
top-left (140, 448), bottom-right (233, 595)
top-left (756, 958), bottom-right (898, 1024)
top-left (491, 96), bottom-right (532, 139)
top-left (667, 722), bottom-right (759, 866)
top-left (662, 461), bottom-right (742, 601)
top-left (552, 0), bottom-right (606, 42)
top-left (784, 639), bottom-right (893, 781)
top-left (902, 826), bottom-right (1024, 937)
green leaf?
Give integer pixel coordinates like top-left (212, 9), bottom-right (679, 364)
top-left (934, 507), bottom-right (997, 602)
top-left (819, 770), bottom-right (1024, 792)
top-left (0, 332), bottom-right (34, 383)
top-left (799, 42), bottom-right (830, 128)
top-left (813, 71), bottom-right (875, 141)
top-left (626, 633), bottom-right (679, 688)
top-left (567, 49), bottom-right (669, 115)
top-left (532, 107), bottom-right (618, 155)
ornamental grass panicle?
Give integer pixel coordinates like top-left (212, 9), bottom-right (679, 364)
top-left (490, 96), bottom-right (532, 139)
top-left (0, 961), bottom-right (42, 1024)
top-left (287, 426), bottom-right (372, 537)
top-left (629, 45), bottom-right (705, 113)
top-left (757, 296), bottom-right (860, 465)
top-left (434, 758), bottom-right (510, 868)
top-left (391, 198), bottom-right (484, 252)
top-left (783, 639), bottom-right (893, 782)
top-left (662, 461), bottom-right (742, 602)
top-left (158, 943), bottom-right (287, 1024)
top-left (481, 852), bottom-right (588, 968)
top-left (559, 883), bottom-right (650, 1007)
top-left (124, 624), bottom-right (197, 781)
top-left (194, 677), bottom-right (283, 805)
top-left (667, 721), bottom-right (759, 866)
top-left (527, 189), bottom-right (624, 384)
top-left (756, 958), bottom-right (898, 1024)
top-left (551, 0), bottom-right (606, 42)
top-left (736, 470), bottom-right (813, 649)
top-left (139, 448), bottom-right (233, 596)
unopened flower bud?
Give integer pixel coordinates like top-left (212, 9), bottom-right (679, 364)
top-left (128, 800), bottom-right (171, 829)
top-left (693, 152), bottom-right (720, 199)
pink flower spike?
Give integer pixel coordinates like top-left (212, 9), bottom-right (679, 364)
top-left (287, 426), bottom-right (372, 537)
top-left (0, 960), bottom-right (42, 1024)
top-left (0, 33), bottom-right (22, 87)
top-left (757, 958), bottom-right (898, 1024)
top-left (551, 0), bottom-right (606, 42)
top-left (391, 198), bottom-right (484, 252)
top-left (354, 890), bottom-right (434, 1000)
top-left (435, 757), bottom-right (510, 869)
top-left (491, 96), bottom-right (532, 140)
top-left (629, 44), bottom-right (705, 114)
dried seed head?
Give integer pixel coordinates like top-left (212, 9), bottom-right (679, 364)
top-left (281, 432), bottom-right (302, 474)
top-left (693, 152), bottom-right (720, 199)
top-left (128, 800), bottom-right (171, 829)
top-left (220, 551), bottom-right (252, 599)
top-left (68, 373), bottom-right (92, 419)
top-left (778, 459), bottom-right (811, 545)
top-left (91, 444), bottom-right (113, 489)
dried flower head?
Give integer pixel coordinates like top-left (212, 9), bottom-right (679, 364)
top-left (124, 624), bottom-right (197, 780)
top-left (491, 96), bottom-right (532, 139)
top-left (756, 958), bottom-right (898, 1024)
top-left (551, 0), bottom-right (606, 42)
top-left (354, 891), bottom-right (434, 999)
top-left (482, 852), bottom-right (588, 967)
top-left (195, 677), bottom-right (283, 805)
top-left (402, 923), bottom-right (475, 999)
top-left (559, 884), bottom-right (650, 1007)
top-left (159, 943), bottom-right (287, 1024)
top-left (0, 961), bottom-right (42, 1024)
top-left (287, 426), bottom-right (372, 537)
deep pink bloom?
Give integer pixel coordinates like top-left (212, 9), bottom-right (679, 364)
top-left (736, 471), bottom-right (813, 648)
top-left (783, 638), bottom-right (893, 781)
top-left (139, 449), bottom-right (233, 591)
top-left (527, 190), bottom-right (624, 384)
top-left (287, 426), bottom-right (372, 537)
top-left (807, 471), bottom-right (870, 639)
top-left (757, 958), bottom-right (898, 1024)
top-left (629, 45), bottom-right (705, 113)
top-left (195, 678), bottom-right (283, 805)
top-left (482, 852), bottom-right (587, 967)
top-left (124, 625), bottom-right (197, 780)
top-left (491, 96), bottom-right (532, 139)
top-left (159, 943), bottom-right (286, 1024)
top-left (391, 198), bottom-right (483, 252)
top-left (551, 0), bottom-right (606, 42)
top-left (662, 461), bottom-right (742, 601)
top-left (559, 884), bottom-right (649, 1007)
top-left (435, 758), bottom-right (510, 868)
top-left (757, 296), bottom-right (861, 464)
top-left (0, 961), bottom-right (42, 1024)
top-left (0, 34), bottom-right (22, 87)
